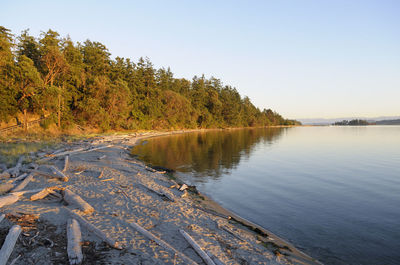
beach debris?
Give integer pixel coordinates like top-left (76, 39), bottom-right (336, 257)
top-left (63, 155), bottom-right (70, 172)
top-left (63, 189), bottom-right (94, 214)
top-left (179, 184), bottom-right (188, 191)
top-left (0, 189), bottom-right (42, 208)
top-left (30, 186), bottom-right (64, 201)
top-left (0, 184), bottom-right (14, 195)
top-left (8, 254), bottom-right (21, 265)
top-left (9, 156), bottom-right (24, 177)
top-left (98, 169), bottom-right (104, 179)
top-left (7, 173), bottom-right (27, 184)
top-left (129, 221), bottom-right (198, 265)
top-left (65, 208), bottom-right (122, 249)
top-left (0, 194), bottom-right (20, 208)
top-left (181, 190), bottom-right (189, 198)
top-left (0, 214), bottom-right (4, 224)
top-left (139, 183), bottom-right (174, 202)
top-left (28, 167), bottom-right (69, 182)
top-left (100, 178), bottom-right (114, 182)
top-left (67, 218), bottom-right (83, 265)
top-left (179, 229), bottom-right (216, 265)
top-left (10, 173), bottom-right (34, 192)
top-left (0, 225), bottom-right (22, 265)
top-left (98, 155), bottom-right (106, 160)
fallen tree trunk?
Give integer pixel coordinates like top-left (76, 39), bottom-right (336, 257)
top-left (65, 208), bottom-right (122, 249)
top-left (0, 225), bottom-right (21, 265)
top-left (63, 189), bottom-right (94, 214)
top-left (10, 174), bottom-right (34, 192)
top-left (63, 155), bottom-right (69, 172)
top-left (129, 221), bottom-right (197, 265)
top-left (179, 229), bottom-right (216, 265)
top-left (67, 218), bottom-right (83, 265)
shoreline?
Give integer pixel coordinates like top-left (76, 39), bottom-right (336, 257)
top-left (0, 130), bottom-right (320, 264)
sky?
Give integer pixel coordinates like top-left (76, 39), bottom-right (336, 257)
top-left (2, 0), bottom-right (399, 119)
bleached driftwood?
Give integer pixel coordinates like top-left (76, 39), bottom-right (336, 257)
top-left (0, 194), bottom-right (20, 208)
top-left (63, 189), bottom-right (94, 214)
top-left (9, 156), bottom-right (24, 177)
top-left (179, 229), bottom-right (216, 265)
top-left (67, 218), bottom-right (83, 265)
top-left (28, 168), bottom-right (68, 182)
top-left (50, 166), bottom-right (69, 182)
top-left (38, 145), bottom-right (113, 162)
top-left (0, 225), bottom-right (21, 265)
top-left (10, 174), bottom-right (34, 192)
top-left (129, 221), bottom-right (197, 265)
top-left (63, 155), bottom-right (70, 172)
top-left (98, 155), bottom-right (106, 160)
top-left (8, 173), bottom-right (27, 184)
top-left (179, 184), bottom-right (188, 191)
top-left (0, 214), bottom-right (5, 223)
top-left (100, 178), bottom-right (113, 182)
top-left (66, 208), bottom-right (122, 249)
top-left (30, 187), bottom-right (63, 201)
top-left (0, 184), bottom-right (14, 195)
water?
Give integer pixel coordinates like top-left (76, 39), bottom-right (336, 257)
top-left (131, 127), bottom-right (400, 264)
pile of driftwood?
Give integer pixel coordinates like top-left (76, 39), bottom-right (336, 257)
top-left (0, 144), bottom-right (223, 265)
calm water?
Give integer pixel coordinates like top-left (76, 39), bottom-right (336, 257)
top-left (132, 127), bottom-right (400, 264)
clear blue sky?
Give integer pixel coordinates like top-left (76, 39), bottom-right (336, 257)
top-left (2, 0), bottom-right (399, 119)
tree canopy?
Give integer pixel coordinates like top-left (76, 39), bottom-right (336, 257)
top-left (0, 27), bottom-right (300, 132)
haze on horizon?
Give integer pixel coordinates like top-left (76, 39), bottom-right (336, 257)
top-left (2, 0), bottom-right (399, 120)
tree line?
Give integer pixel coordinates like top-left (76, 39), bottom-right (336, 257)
top-left (0, 26), bottom-right (299, 132)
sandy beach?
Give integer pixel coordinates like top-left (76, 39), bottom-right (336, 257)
top-left (0, 131), bottom-right (320, 265)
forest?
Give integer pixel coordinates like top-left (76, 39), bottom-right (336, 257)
top-left (0, 26), bottom-right (299, 132)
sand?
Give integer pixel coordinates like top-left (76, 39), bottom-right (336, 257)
top-left (0, 131), bottom-right (321, 264)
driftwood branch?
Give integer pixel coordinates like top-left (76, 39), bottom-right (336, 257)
top-left (138, 183), bottom-right (174, 202)
top-left (30, 187), bottom-right (64, 201)
top-left (9, 156), bottom-right (24, 177)
top-left (0, 194), bottom-right (20, 208)
top-left (63, 155), bottom-right (70, 172)
top-left (10, 174), bottom-right (34, 192)
top-left (129, 221), bottom-right (197, 265)
top-left (0, 214), bottom-right (4, 224)
top-left (28, 168), bottom-right (68, 182)
top-left (67, 218), bottom-right (83, 265)
top-left (65, 208), bottom-right (122, 249)
top-left (179, 229), bottom-right (216, 265)
top-left (0, 225), bottom-right (21, 265)
top-left (63, 189), bottom-right (94, 214)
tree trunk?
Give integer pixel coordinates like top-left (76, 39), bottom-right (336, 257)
top-left (23, 109), bottom-right (27, 132)
top-left (58, 93), bottom-right (61, 128)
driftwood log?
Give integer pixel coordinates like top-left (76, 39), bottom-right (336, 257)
top-left (9, 156), bottom-right (24, 177)
top-left (0, 189), bottom-right (42, 208)
top-left (66, 208), bottom-right (122, 249)
top-left (30, 187), bottom-right (64, 201)
top-left (28, 168), bottom-right (68, 182)
top-left (10, 174), bottom-right (34, 192)
top-left (0, 225), bottom-right (21, 265)
top-left (129, 221), bottom-right (197, 265)
top-left (0, 214), bottom-right (4, 223)
top-left (179, 229), bottom-right (216, 265)
top-left (0, 184), bottom-right (14, 195)
top-left (63, 155), bottom-right (70, 172)
top-left (63, 189), bottom-right (94, 214)
top-left (67, 218), bottom-right (83, 265)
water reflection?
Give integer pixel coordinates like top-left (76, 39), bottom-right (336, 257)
top-left (132, 127), bottom-right (285, 180)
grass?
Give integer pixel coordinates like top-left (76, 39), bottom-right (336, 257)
top-left (0, 141), bottom-right (56, 166)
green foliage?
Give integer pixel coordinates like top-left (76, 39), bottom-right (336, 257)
top-left (0, 26), bottom-right (299, 131)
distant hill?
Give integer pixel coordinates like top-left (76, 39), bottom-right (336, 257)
top-left (299, 116), bottom-right (400, 125)
top-left (375, 119), bottom-right (400, 125)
